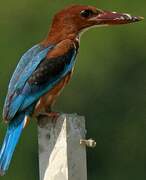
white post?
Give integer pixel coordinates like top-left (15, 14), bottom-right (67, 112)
top-left (38, 114), bottom-right (87, 180)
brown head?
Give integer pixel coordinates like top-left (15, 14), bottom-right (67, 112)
top-left (46, 5), bottom-right (143, 44)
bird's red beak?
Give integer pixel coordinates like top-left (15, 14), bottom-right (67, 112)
top-left (90, 10), bottom-right (144, 25)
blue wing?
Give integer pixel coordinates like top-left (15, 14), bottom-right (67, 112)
top-left (3, 45), bottom-right (77, 122)
top-left (20, 48), bottom-right (77, 110)
top-left (8, 45), bottom-right (44, 92)
top-left (3, 44), bottom-right (54, 121)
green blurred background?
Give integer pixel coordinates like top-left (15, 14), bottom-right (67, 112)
top-left (0, 0), bottom-right (146, 179)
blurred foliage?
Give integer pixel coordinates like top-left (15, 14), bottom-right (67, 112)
top-left (0, 0), bottom-right (146, 180)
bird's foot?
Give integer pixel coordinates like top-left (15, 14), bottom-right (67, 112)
top-left (45, 112), bottom-right (60, 122)
top-left (37, 112), bottom-right (60, 127)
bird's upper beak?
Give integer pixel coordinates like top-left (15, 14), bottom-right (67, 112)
top-left (90, 10), bottom-right (144, 25)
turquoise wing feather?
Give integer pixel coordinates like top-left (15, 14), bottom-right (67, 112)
top-left (3, 44), bottom-right (54, 121)
top-left (3, 45), bottom-right (77, 121)
top-left (8, 45), bottom-right (44, 92)
top-left (20, 48), bottom-right (77, 110)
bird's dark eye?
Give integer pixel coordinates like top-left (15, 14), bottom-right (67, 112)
top-left (80, 9), bottom-right (94, 18)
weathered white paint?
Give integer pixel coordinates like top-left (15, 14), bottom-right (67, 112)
top-left (38, 114), bottom-right (87, 180)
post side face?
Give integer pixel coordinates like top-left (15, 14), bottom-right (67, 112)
top-left (66, 115), bottom-right (87, 180)
top-left (38, 114), bottom-right (87, 180)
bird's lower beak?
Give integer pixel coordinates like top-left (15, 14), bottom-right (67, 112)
top-left (91, 10), bottom-right (144, 25)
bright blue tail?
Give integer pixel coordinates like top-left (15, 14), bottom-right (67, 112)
top-left (0, 113), bottom-right (26, 175)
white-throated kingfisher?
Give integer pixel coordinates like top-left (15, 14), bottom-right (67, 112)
top-left (0, 4), bottom-right (143, 175)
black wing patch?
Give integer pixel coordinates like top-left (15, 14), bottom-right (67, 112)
top-left (28, 48), bottom-right (75, 85)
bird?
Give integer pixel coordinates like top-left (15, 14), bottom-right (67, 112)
top-left (0, 4), bottom-right (143, 175)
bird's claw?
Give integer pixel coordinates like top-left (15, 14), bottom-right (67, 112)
top-left (47, 112), bottom-right (60, 123)
top-left (37, 112), bottom-right (60, 123)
